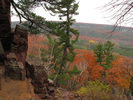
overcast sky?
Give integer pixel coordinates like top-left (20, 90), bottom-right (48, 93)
top-left (11, 0), bottom-right (114, 25)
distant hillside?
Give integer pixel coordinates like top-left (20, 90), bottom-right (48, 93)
top-left (11, 21), bottom-right (133, 57)
top-left (11, 21), bottom-right (133, 44)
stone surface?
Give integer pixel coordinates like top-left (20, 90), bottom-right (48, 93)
top-left (30, 97), bottom-right (36, 100)
top-left (5, 76), bottom-right (11, 82)
top-left (6, 53), bottom-right (16, 59)
top-left (0, 0), bottom-right (12, 56)
top-left (0, 0), bottom-right (6, 9)
top-left (0, 41), bottom-right (4, 55)
top-left (0, 41), bottom-right (5, 61)
top-left (11, 25), bottom-right (28, 67)
top-left (3, 25), bottom-right (28, 81)
top-left (26, 57), bottom-right (55, 99)
top-left (4, 53), bottom-right (26, 81)
top-left (54, 96), bottom-right (58, 100)
top-left (0, 73), bottom-right (1, 90)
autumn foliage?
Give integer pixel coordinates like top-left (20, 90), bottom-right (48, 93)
top-left (70, 49), bottom-right (133, 91)
top-left (28, 35), bottom-right (47, 57)
top-left (107, 56), bottom-right (132, 91)
top-left (28, 35), bottom-right (133, 92)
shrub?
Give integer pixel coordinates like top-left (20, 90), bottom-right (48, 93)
top-left (77, 81), bottom-right (121, 100)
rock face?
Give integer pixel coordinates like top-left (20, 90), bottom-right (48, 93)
top-left (0, 1), bottom-right (56, 99)
top-left (0, 0), bottom-right (11, 40)
top-left (26, 58), bottom-right (55, 99)
top-left (0, 41), bottom-right (5, 61)
top-left (0, 73), bottom-right (1, 90)
top-left (4, 53), bottom-right (25, 80)
top-left (0, 0), bottom-right (12, 55)
top-left (0, 0), bottom-right (13, 61)
top-left (4, 25), bottom-right (28, 81)
top-left (11, 25), bottom-right (28, 67)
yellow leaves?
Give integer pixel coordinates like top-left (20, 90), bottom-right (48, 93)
top-left (89, 40), bottom-right (95, 43)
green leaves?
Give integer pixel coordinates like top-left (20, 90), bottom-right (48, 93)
top-left (104, 41), bottom-right (114, 66)
top-left (94, 41), bottom-right (114, 69)
top-left (94, 43), bottom-right (105, 64)
top-left (77, 81), bottom-right (111, 99)
top-left (68, 66), bottom-right (81, 75)
top-left (45, 0), bottom-right (79, 86)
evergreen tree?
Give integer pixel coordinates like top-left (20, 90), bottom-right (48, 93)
top-left (94, 41), bottom-right (114, 80)
top-left (9, 0), bottom-right (66, 34)
top-left (44, 0), bottom-right (79, 86)
top-left (93, 43), bottom-right (105, 64)
top-left (103, 41), bottom-right (114, 69)
top-left (94, 41), bottom-right (114, 69)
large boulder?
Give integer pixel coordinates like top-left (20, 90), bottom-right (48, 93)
top-left (26, 58), bottom-right (55, 99)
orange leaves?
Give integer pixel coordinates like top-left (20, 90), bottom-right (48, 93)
top-left (51, 61), bottom-right (55, 64)
top-left (72, 49), bottom-right (133, 91)
top-left (90, 65), bottom-right (104, 80)
top-left (28, 35), bottom-right (47, 56)
top-left (71, 49), bottom-right (103, 84)
top-left (106, 56), bottom-right (132, 91)
top-left (50, 69), bottom-right (55, 73)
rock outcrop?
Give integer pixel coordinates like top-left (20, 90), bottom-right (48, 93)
top-left (0, 1), bottom-right (56, 99)
top-left (0, 0), bottom-right (11, 39)
top-left (4, 25), bottom-right (28, 81)
top-left (26, 58), bottom-right (55, 99)
top-left (0, 41), bottom-right (5, 61)
top-left (0, 0), bottom-right (12, 55)
top-left (11, 25), bottom-right (28, 67)
top-left (4, 53), bottom-right (25, 80)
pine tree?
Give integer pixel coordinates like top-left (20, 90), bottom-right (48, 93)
top-left (103, 41), bottom-right (114, 69)
top-left (94, 41), bottom-right (114, 69)
top-left (94, 43), bottom-right (105, 64)
top-left (94, 41), bottom-right (114, 79)
top-left (44, 0), bottom-right (79, 86)
top-left (9, 0), bottom-right (66, 34)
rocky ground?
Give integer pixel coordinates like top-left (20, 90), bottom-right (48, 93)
top-left (0, 64), bottom-right (40, 100)
top-left (0, 78), bottom-right (83, 100)
top-left (0, 77), bottom-right (41, 100)
top-left (0, 65), bottom-right (84, 100)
